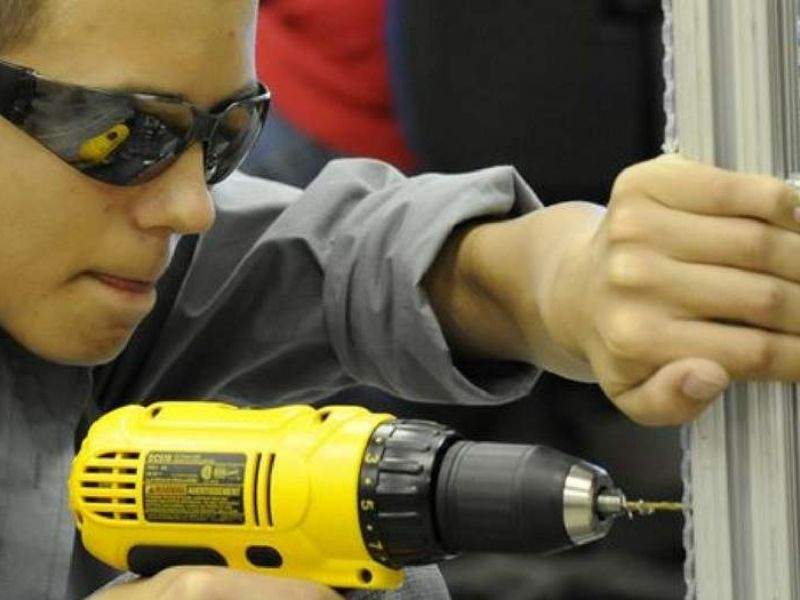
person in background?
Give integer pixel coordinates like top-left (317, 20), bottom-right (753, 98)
top-left (240, 0), bottom-right (416, 187)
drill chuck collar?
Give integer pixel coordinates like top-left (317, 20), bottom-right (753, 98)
top-left (357, 419), bottom-right (616, 568)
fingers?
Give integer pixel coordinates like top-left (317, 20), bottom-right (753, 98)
top-left (609, 199), bottom-right (800, 284)
top-left (608, 316), bottom-right (800, 382)
top-left (595, 155), bottom-right (800, 426)
top-left (611, 358), bottom-right (729, 426)
top-left (138, 566), bottom-right (345, 600)
top-left (614, 154), bottom-right (800, 233)
top-left (642, 255), bottom-right (800, 335)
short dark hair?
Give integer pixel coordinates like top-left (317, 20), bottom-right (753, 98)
top-left (0, 1), bottom-right (47, 53)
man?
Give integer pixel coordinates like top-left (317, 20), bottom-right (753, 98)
top-left (0, 1), bottom-right (798, 599)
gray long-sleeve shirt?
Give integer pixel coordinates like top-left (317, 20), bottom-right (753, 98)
top-left (0, 159), bottom-right (543, 599)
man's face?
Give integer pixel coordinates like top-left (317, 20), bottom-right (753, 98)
top-left (0, 0), bottom-right (257, 365)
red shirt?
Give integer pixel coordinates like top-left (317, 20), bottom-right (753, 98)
top-left (256, 0), bottom-right (416, 171)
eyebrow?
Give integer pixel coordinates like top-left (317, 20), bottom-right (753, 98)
top-left (108, 78), bottom-right (262, 107)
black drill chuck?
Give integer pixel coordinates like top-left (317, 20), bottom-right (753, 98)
top-left (357, 420), bottom-right (617, 568)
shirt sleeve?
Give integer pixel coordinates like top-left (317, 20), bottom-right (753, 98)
top-left (128, 158), bottom-right (545, 407)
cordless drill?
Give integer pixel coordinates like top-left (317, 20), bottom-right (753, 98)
top-left (68, 401), bottom-right (680, 590)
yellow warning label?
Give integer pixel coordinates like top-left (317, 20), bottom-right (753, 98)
top-left (144, 452), bottom-right (246, 524)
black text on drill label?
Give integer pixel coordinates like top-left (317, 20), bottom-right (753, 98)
top-left (143, 452), bottom-right (246, 524)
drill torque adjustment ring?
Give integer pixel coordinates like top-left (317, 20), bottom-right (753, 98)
top-left (357, 419), bottom-right (459, 568)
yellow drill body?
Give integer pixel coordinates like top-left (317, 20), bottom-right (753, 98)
top-left (68, 401), bottom-right (404, 590)
top-left (69, 399), bottom-right (655, 591)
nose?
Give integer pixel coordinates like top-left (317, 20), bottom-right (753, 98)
top-left (128, 144), bottom-right (216, 235)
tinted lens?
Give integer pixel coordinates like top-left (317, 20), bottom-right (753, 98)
top-left (205, 98), bottom-right (267, 184)
top-left (79, 96), bottom-right (194, 185)
top-left (16, 79), bottom-right (194, 186)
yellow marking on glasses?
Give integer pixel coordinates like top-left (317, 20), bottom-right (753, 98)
top-left (78, 124), bottom-right (130, 164)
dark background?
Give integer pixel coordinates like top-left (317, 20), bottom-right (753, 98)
top-left (393, 0), bottom-right (665, 204)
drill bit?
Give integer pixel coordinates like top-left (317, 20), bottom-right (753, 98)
top-left (595, 488), bottom-right (687, 520)
top-left (622, 499), bottom-right (685, 517)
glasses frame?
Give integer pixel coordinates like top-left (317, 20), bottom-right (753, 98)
top-left (0, 58), bottom-right (270, 185)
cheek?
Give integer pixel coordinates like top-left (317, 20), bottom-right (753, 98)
top-left (0, 200), bottom-right (98, 329)
top-left (0, 129), bottom-right (135, 363)
top-left (0, 128), bottom-right (107, 297)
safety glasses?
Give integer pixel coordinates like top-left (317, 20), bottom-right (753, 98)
top-left (0, 59), bottom-right (270, 186)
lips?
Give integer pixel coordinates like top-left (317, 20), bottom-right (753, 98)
top-left (91, 272), bottom-right (155, 294)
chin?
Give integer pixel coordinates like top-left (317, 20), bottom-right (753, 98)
top-left (1, 299), bottom-right (143, 366)
top-left (29, 326), bottom-right (135, 367)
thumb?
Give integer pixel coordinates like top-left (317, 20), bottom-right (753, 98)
top-left (612, 358), bottom-right (730, 426)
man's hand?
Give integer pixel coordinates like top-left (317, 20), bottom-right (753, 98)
top-left (549, 153), bottom-right (800, 425)
top-left (426, 154), bottom-right (800, 426)
top-left (89, 565), bottom-right (345, 600)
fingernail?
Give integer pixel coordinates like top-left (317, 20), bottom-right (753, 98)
top-left (682, 373), bottom-right (727, 402)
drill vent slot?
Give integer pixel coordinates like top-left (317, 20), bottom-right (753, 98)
top-left (253, 453), bottom-right (262, 527)
top-left (253, 453), bottom-right (276, 527)
top-left (265, 453), bottom-right (275, 527)
top-left (79, 450), bottom-right (142, 522)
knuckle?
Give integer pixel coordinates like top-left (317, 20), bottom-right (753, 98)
top-left (750, 282), bottom-right (785, 322)
top-left (741, 223), bottom-right (775, 270)
top-left (163, 568), bottom-right (218, 599)
top-left (611, 164), bottom-right (643, 196)
top-left (605, 205), bottom-right (646, 244)
top-left (600, 308), bottom-right (646, 358)
top-left (759, 178), bottom-right (790, 217)
top-left (746, 332), bottom-right (777, 372)
top-left (605, 249), bottom-right (650, 288)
